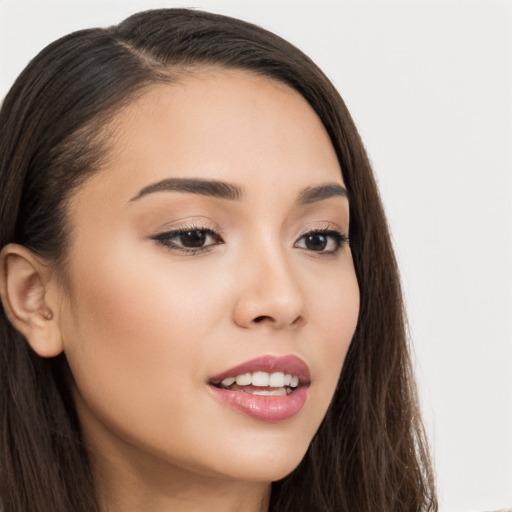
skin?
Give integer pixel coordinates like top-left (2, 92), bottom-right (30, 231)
top-left (4, 69), bottom-right (360, 511)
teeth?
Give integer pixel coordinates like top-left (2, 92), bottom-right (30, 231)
top-left (250, 388), bottom-right (287, 396)
top-left (235, 373), bottom-right (252, 386)
top-left (252, 371), bottom-right (270, 387)
top-left (220, 371), bottom-right (300, 389)
top-left (269, 372), bottom-right (285, 387)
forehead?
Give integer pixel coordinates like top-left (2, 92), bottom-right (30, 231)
top-left (76, 68), bottom-right (344, 207)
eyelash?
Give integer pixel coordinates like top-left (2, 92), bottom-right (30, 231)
top-left (152, 225), bottom-right (223, 254)
top-left (152, 225), bottom-right (349, 255)
top-left (294, 228), bottom-right (349, 255)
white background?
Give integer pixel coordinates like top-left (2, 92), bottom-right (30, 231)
top-left (1, 1), bottom-right (511, 510)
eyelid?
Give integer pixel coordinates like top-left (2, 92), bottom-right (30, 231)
top-left (296, 222), bottom-right (348, 239)
top-left (150, 216), bottom-right (222, 235)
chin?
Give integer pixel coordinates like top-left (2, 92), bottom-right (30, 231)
top-left (204, 428), bottom-right (313, 483)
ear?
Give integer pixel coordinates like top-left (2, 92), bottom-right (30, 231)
top-left (0, 243), bottom-right (63, 357)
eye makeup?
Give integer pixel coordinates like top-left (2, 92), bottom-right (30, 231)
top-left (150, 221), bottom-right (348, 256)
top-left (151, 223), bottom-right (224, 254)
top-left (293, 227), bottom-right (349, 254)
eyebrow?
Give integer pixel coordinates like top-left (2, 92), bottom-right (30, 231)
top-left (129, 178), bottom-right (349, 204)
top-left (130, 178), bottom-right (243, 202)
top-left (298, 183), bottom-right (349, 204)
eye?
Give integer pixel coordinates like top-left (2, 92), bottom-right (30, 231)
top-left (294, 229), bottom-right (348, 254)
top-left (152, 227), bottom-right (223, 253)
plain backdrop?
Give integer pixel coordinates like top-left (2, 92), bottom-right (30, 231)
top-left (1, 1), bottom-right (511, 510)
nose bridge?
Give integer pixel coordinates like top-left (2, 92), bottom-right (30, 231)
top-left (233, 231), bottom-right (306, 329)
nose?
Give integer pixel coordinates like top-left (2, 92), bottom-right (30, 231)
top-left (232, 245), bottom-right (306, 330)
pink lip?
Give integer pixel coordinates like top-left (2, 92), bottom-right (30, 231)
top-left (209, 354), bottom-right (310, 384)
top-left (208, 355), bottom-right (310, 422)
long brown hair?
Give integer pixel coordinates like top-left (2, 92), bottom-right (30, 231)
top-left (0, 8), bottom-right (437, 511)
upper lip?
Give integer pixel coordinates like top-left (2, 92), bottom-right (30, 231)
top-left (209, 354), bottom-right (311, 385)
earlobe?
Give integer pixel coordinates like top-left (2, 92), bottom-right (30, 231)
top-left (0, 243), bottom-right (63, 358)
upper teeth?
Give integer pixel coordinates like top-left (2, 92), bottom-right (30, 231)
top-left (221, 372), bottom-right (299, 388)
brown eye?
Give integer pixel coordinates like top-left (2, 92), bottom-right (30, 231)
top-left (304, 233), bottom-right (328, 251)
top-left (153, 228), bottom-right (223, 253)
top-left (179, 230), bottom-right (207, 247)
top-left (294, 230), bottom-right (347, 254)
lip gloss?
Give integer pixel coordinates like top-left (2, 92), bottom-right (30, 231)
top-left (208, 385), bottom-right (309, 422)
top-left (208, 355), bottom-right (310, 422)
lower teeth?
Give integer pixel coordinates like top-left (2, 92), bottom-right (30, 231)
top-left (248, 388), bottom-right (288, 396)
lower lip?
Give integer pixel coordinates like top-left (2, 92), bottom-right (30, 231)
top-left (208, 385), bottom-right (309, 422)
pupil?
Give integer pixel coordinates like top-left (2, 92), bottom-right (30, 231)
top-left (181, 230), bottom-right (206, 247)
top-left (306, 233), bottom-right (327, 251)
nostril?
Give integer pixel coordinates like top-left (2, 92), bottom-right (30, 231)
top-left (251, 314), bottom-right (304, 327)
top-left (253, 315), bottom-right (272, 323)
top-left (291, 315), bottom-right (305, 327)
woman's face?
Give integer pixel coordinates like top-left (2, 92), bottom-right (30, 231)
top-left (55, 69), bottom-right (360, 484)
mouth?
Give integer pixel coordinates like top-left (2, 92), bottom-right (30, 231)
top-left (207, 355), bottom-right (310, 422)
top-left (210, 371), bottom-right (301, 396)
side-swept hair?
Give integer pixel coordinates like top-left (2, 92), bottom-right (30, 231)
top-left (0, 8), bottom-right (436, 511)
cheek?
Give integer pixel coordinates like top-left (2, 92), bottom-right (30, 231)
top-left (305, 258), bottom-right (360, 402)
top-left (64, 235), bottom-right (223, 351)
top-left (307, 252), bottom-right (359, 336)
top-left (59, 241), bottom-right (224, 428)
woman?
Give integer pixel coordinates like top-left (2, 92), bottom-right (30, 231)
top-left (0, 8), bottom-right (437, 512)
